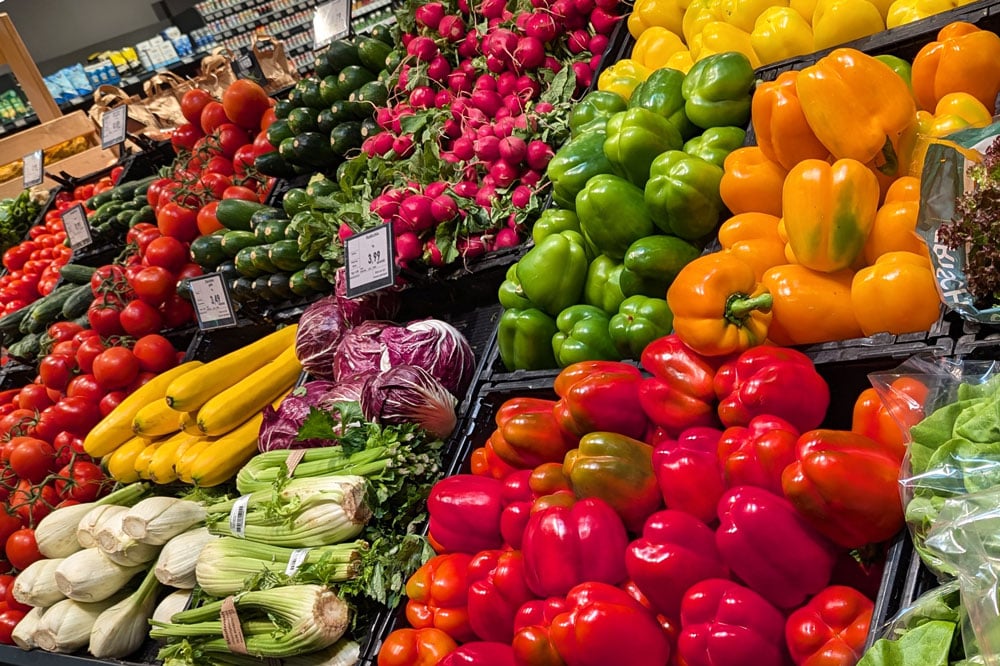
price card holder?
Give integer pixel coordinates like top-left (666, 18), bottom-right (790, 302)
top-left (313, 0), bottom-right (352, 50)
top-left (231, 48), bottom-right (266, 85)
top-left (61, 204), bottom-right (93, 252)
top-left (22, 150), bottom-right (43, 188)
top-left (344, 223), bottom-right (395, 298)
top-left (100, 105), bottom-right (128, 150)
top-left (189, 273), bottom-right (238, 331)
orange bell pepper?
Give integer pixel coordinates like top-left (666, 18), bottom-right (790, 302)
top-left (782, 158), bottom-right (881, 272)
top-left (720, 146), bottom-right (787, 217)
top-left (911, 22), bottom-right (1000, 113)
top-left (667, 252), bottom-right (772, 356)
top-left (405, 554), bottom-right (477, 642)
top-left (852, 376), bottom-right (928, 462)
top-left (796, 49), bottom-right (917, 179)
top-left (761, 264), bottom-right (864, 345)
top-left (718, 212), bottom-right (788, 280)
top-left (378, 628), bottom-right (458, 666)
top-left (863, 198), bottom-right (927, 264)
top-left (850, 251), bottom-right (941, 336)
top-left (751, 71), bottom-right (830, 171)
top-left (884, 175), bottom-right (919, 203)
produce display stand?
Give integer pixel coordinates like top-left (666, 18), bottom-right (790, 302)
top-left (0, 14), bottom-right (61, 126)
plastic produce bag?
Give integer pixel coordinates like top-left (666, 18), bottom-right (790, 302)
top-left (870, 355), bottom-right (1000, 577)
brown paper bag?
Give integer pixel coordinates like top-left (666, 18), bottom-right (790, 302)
top-left (87, 85), bottom-right (161, 137)
top-left (252, 32), bottom-right (299, 94)
top-left (143, 71), bottom-right (194, 130)
top-left (196, 48), bottom-right (237, 99)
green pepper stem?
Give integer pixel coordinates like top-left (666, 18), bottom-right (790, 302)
top-left (727, 293), bottom-right (773, 320)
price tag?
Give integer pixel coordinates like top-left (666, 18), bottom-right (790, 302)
top-left (313, 0), bottom-right (352, 50)
top-left (189, 273), bottom-right (238, 331)
top-left (231, 48), bottom-right (266, 84)
top-left (285, 548), bottom-right (311, 575)
top-left (22, 150), bottom-right (43, 188)
top-left (228, 494), bottom-right (252, 538)
top-left (101, 105), bottom-right (129, 149)
top-left (344, 223), bottom-right (395, 298)
top-left (61, 204), bottom-right (93, 251)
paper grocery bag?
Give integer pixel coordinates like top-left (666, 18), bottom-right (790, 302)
top-left (252, 32), bottom-right (299, 94)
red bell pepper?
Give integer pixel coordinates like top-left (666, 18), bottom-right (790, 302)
top-left (438, 642), bottom-right (516, 666)
top-left (716, 485), bottom-right (836, 609)
top-left (713, 346), bottom-right (830, 432)
top-left (428, 475), bottom-right (505, 554)
top-left (515, 597), bottom-right (570, 633)
top-left (621, 580), bottom-right (681, 655)
top-left (405, 553), bottom-right (477, 643)
top-left (782, 429), bottom-right (904, 549)
top-left (553, 360), bottom-right (632, 397)
top-left (785, 585), bottom-right (874, 666)
top-left (564, 431), bottom-right (662, 531)
top-left (522, 497), bottom-right (628, 597)
top-left (377, 627), bottom-right (458, 666)
top-left (502, 470), bottom-right (535, 504)
top-left (625, 509), bottom-right (729, 621)
top-left (470, 443), bottom-right (520, 480)
top-left (530, 463), bottom-right (573, 496)
top-left (716, 415), bottom-right (799, 494)
top-left (512, 598), bottom-right (571, 666)
top-left (851, 376), bottom-right (927, 463)
top-left (490, 397), bottom-right (579, 468)
top-left (555, 362), bottom-right (649, 440)
top-left (467, 549), bottom-right (537, 643)
top-left (501, 465), bottom-right (576, 549)
top-left (652, 427), bottom-right (726, 524)
top-left (678, 578), bottom-right (789, 666)
top-left (549, 582), bottom-right (672, 666)
top-left (638, 335), bottom-right (720, 435)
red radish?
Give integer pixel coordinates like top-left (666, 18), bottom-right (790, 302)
top-left (595, 0), bottom-right (616, 8)
top-left (371, 192), bottom-right (401, 220)
top-left (490, 160), bottom-right (519, 187)
top-left (568, 29), bottom-right (590, 54)
top-left (399, 195), bottom-right (435, 232)
top-left (407, 36), bottom-right (440, 62)
top-left (391, 106), bottom-right (415, 134)
top-left (526, 140), bottom-right (554, 171)
top-left (338, 223), bottom-right (354, 242)
top-left (363, 132), bottom-right (395, 157)
top-left (515, 75), bottom-right (541, 99)
top-left (470, 89), bottom-right (503, 116)
top-left (393, 135), bottom-right (415, 157)
top-left (511, 185), bottom-right (532, 208)
top-left (477, 124), bottom-right (496, 139)
top-left (573, 0), bottom-right (595, 15)
top-left (401, 33), bottom-right (415, 47)
top-left (459, 30), bottom-right (481, 58)
top-left (474, 136), bottom-right (501, 162)
top-left (376, 107), bottom-right (394, 130)
top-left (496, 106), bottom-right (512, 121)
top-left (504, 95), bottom-right (526, 114)
top-left (496, 72), bottom-right (517, 97)
top-left (590, 7), bottom-right (620, 34)
top-left (458, 234), bottom-right (488, 258)
top-left (486, 54), bottom-right (506, 73)
top-left (532, 0), bottom-right (552, 7)
top-left (465, 107), bottom-right (489, 127)
top-left (550, 0), bottom-right (573, 20)
top-left (442, 118), bottom-right (462, 137)
top-left (475, 74), bottom-right (497, 91)
top-left (439, 14), bottom-right (466, 41)
top-left (415, 2), bottom-right (445, 30)
top-left (458, 58), bottom-right (478, 74)
top-left (499, 136), bottom-right (527, 163)
top-left (454, 181), bottom-right (479, 198)
top-left (590, 33), bottom-right (609, 54)
top-left (447, 71), bottom-right (472, 94)
top-left (590, 53), bottom-right (603, 71)
top-left (450, 98), bottom-right (469, 119)
top-left (458, 0), bottom-right (470, 12)
top-left (428, 56), bottom-right (452, 81)
top-left (494, 116), bottom-right (516, 137)
top-left (535, 101), bottom-right (555, 113)
top-left (410, 86), bottom-right (436, 109)
top-left (425, 181), bottom-right (450, 198)
top-left (515, 37), bottom-right (546, 70)
top-left (541, 56), bottom-right (563, 73)
top-left (484, 29), bottom-right (518, 63)
top-left (396, 232), bottom-right (422, 261)
top-left (452, 137), bottom-right (476, 160)
top-left (476, 184), bottom-right (497, 208)
top-left (566, 11), bottom-right (588, 29)
top-left (431, 194), bottom-right (459, 222)
top-left (521, 169), bottom-right (542, 187)
top-left (478, 0), bottom-right (507, 20)
top-left (437, 90), bottom-right (455, 110)
top-left (424, 238), bottom-right (445, 267)
top-left (573, 61), bottom-right (593, 88)
top-left (494, 227), bottom-right (520, 249)
top-left (525, 13), bottom-right (558, 42)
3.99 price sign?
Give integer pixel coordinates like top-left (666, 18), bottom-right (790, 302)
top-left (344, 223), bottom-right (395, 298)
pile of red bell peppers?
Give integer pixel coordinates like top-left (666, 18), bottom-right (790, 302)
top-left (377, 335), bottom-right (919, 666)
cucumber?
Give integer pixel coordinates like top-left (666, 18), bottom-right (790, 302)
top-left (61, 284), bottom-right (94, 319)
top-left (351, 81), bottom-right (388, 107)
top-left (357, 37), bottom-right (392, 73)
top-left (256, 219), bottom-right (291, 244)
top-left (274, 99), bottom-right (295, 119)
top-left (268, 239), bottom-right (307, 272)
top-left (215, 200), bottom-right (273, 232)
top-left (286, 107), bottom-right (321, 135)
top-left (288, 269), bottom-right (312, 297)
top-left (330, 122), bottom-right (363, 156)
top-left (282, 189), bottom-right (311, 217)
top-left (326, 101), bottom-right (360, 125)
top-left (91, 201), bottom-right (123, 225)
top-left (231, 276), bottom-right (254, 301)
top-left (251, 275), bottom-right (276, 301)
top-left (249, 208), bottom-right (287, 232)
top-left (255, 151), bottom-right (299, 179)
top-left (319, 75), bottom-right (347, 107)
top-left (249, 244), bottom-right (278, 273)
top-left (25, 286), bottom-right (83, 333)
top-left (306, 175), bottom-right (338, 198)
top-left (368, 24), bottom-right (396, 46)
top-left (217, 259), bottom-right (240, 284)
top-left (324, 40), bottom-right (362, 72)
top-left (0, 307), bottom-right (28, 335)
top-left (130, 206), bottom-right (155, 226)
top-left (191, 234), bottom-right (227, 268)
top-left (8, 332), bottom-right (41, 362)
top-left (267, 273), bottom-right (293, 300)
top-left (297, 79), bottom-right (325, 109)
top-left (314, 55), bottom-right (335, 79)
top-left (234, 247), bottom-right (264, 278)
top-left (360, 116), bottom-right (380, 139)
top-left (302, 262), bottom-right (331, 291)
top-left (221, 230), bottom-right (263, 258)
top-left (58, 264), bottom-right (97, 285)
top-left (287, 132), bottom-right (337, 169)
top-left (266, 120), bottom-right (295, 147)
top-left (337, 66), bottom-right (376, 95)
top-left (316, 108), bottom-right (340, 135)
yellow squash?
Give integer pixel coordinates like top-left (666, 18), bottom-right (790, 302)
top-left (106, 436), bottom-right (152, 484)
top-left (189, 413), bottom-right (265, 487)
top-left (175, 440), bottom-right (214, 484)
top-left (147, 431), bottom-right (203, 485)
top-left (179, 410), bottom-right (202, 436)
top-left (134, 441), bottom-right (165, 480)
top-left (132, 399), bottom-right (182, 438)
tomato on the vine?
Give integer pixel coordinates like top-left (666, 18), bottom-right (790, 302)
top-left (55, 461), bottom-right (107, 503)
top-left (157, 202), bottom-right (200, 242)
top-left (199, 171), bottom-right (232, 199)
top-left (135, 228), bottom-right (163, 255)
top-left (127, 371), bottom-right (157, 393)
top-left (38, 354), bottom-right (76, 392)
top-left (133, 334), bottom-right (178, 374)
top-left (50, 340), bottom-right (80, 357)
top-left (171, 122), bottom-right (203, 154)
top-left (0, 516), bottom-right (20, 557)
top-left (233, 144), bottom-right (258, 179)
top-left (90, 264), bottom-right (128, 298)
top-left (131, 266), bottom-right (175, 305)
top-left (88, 301), bottom-right (124, 337)
top-left (52, 396), bottom-right (103, 437)
top-left (93, 347), bottom-right (139, 390)
top-left (5, 527), bottom-right (42, 568)
top-left (200, 101), bottom-right (230, 134)
top-left (8, 437), bottom-right (55, 484)
top-left (260, 107), bottom-right (278, 132)
top-left (215, 123), bottom-right (251, 159)
top-left (120, 299), bottom-right (164, 337)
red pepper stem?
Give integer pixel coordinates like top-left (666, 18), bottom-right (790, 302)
top-left (726, 293), bottom-right (773, 323)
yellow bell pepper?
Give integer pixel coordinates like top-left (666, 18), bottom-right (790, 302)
top-left (597, 60), bottom-right (650, 101)
top-left (851, 252), bottom-right (940, 335)
top-left (718, 213), bottom-right (788, 280)
top-left (694, 22), bottom-right (763, 68)
top-left (628, 0), bottom-right (688, 40)
top-left (862, 196), bottom-right (926, 264)
top-left (884, 175), bottom-right (919, 203)
top-left (910, 92), bottom-right (992, 176)
top-left (683, 0), bottom-right (728, 45)
top-left (762, 264), bottom-right (864, 345)
top-left (631, 27), bottom-right (688, 69)
top-left (886, 0), bottom-right (954, 28)
top-left (723, 0), bottom-right (788, 32)
top-left (811, 0), bottom-right (885, 51)
top-left (751, 6), bottom-right (815, 66)
top-left (666, 49), bottom-right (696, 73)
top-left (935, 92), bottom-right (993, 127)
top-left (790, 0), bottom-right (820, 22)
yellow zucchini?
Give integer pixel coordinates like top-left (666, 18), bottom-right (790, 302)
top-left (190, 413), bottom-right (265, 487)
top-left (179, 410), bottom-right (202, 436)
top-left (147, 431), bottom-right (203, 484)
top-left (133, 398), bottom-right (182, 438)
top-left (175, 440), bottom-right (213, 484)
top-left (134, 441), bottom-right (165, 480)
top-left (84, 361), bottom-right (204, 458)
top-left (106, 436), bottom-right (152, 484)
top-left (195, 346), bottom-right (301, 437)
top-left (166, 325), bottom-right (297, 412)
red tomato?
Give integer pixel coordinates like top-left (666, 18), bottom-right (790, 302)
top-left (50, 340), bottom-right (80, 357)
top-left (52, 396), bottom-right (102, 437)
top-left (133, 334), bottom-right (178, 373)
top-left (2, 246), bottom-right (30, 272)
top-left (5, 528), bottom-right (41, 569)
top-left (198, 171), bottom-right (232, 199)
top-left (223, 79), bottom-right (271, 130)
top-left (146, 178), bottom-right (172, 209)
top-left (93, 177), bottom-right (115, 195)
top-left (0, 609), bottom-right (25, 643)
top-left (73, 183), bottom-right (95, 200)
top-left (110, 165), bottom-right (125, 184)
top-left (75, 336), bottom-right (107, 374)
top-left (16, 384), bottom-right (51, 412)
top-left (176, 263), bottom-right (203, 281)
top-left (38, 354), bottom-right (76, 392)
top-left (0, 410), bottom-right (36, 440)
top-left (99, 391), bottom-right (126, 417)
top-left (55, 461), bottom-right (107, 503)
top-left (131, 266), bottom-right (175, 305)
top-left (90, 264), bottom-right (128, 298)
top-left (47, 321), bottom-right (84, 343)
top-left (157, 202), bottom-right (200, 242)
top-left (66, 374), bottom-right (104, 404)
top-left (181, 88), bottom-right (215, 125)
top-left (8, 438), bottom-right (55, 484)
top-left (0, 516), bottom-right (21, 558)
top-left (144, 236), bottom-right (189, 273)
top-left (127, 222), bottom-right (158, 245)
top-left (222, 185), bottom-right (259, 201)
top-left (136, 228), bottom-right (163, 255)
top-left (233, 144), bottom-right (258, 179)
top-left (120, 299), bottom-right (164, 337)
top-left (200, 101), bottom-right (229, 134)
top-left (215, 123), bottom-right (251, 159)
top-left (171, 122), bottom-right (204, 154)
top-left (197, 201), bottom-right (224, 235)
top-left (252, 131), bottom-right (276, 158)
top-left (260, 107), bottom-right (278, 132)
top-left (87, 301), bottom-right (124, 337)
top-left (159, 294), bottom-right (195, 329)
top-left (0, 576), bottom-right (24, 615)
top-left (93, 347), bottom-right (139, 390)
top-left (192, 135), bottom-right (222, 161)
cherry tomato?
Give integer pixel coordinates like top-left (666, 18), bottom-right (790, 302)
top-left (88, 301), bottom-right (124, 337)
top-left (5, 527), bottom-right (42, 568)
top-left (131, 266), bottom-right (175, 305)
top-left (120, 299), bottom-right (164, 337)
top-left (133, 334), bottom-right (178, 374)
top-left (38, 354), bottom-right (76, 392)
top-left (99, 391), bottom-right (126, 417)
top-left (200, 101), bottom-right (230, 134)
top-left (222, 79), bottom-right (271, 130)
top-left (157, 202), bottom-right (200, 242)
top-left (8, 438), bottom-right (55, 484)
top-left (93, 347), bottom-right (139, 390)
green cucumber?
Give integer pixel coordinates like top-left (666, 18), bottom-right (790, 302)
top-left (324, 40), bottom-right (362, 72)
top-left (286, 107), bottom-right (321, 135)
top-left (58, 264), bottom-right (97, 285)
top-left (215, 200), bottom-right (273, 232)
top-left (249, 244), bottom-right (279, 273)
top-left (330, 122), bottom-right (363, 156)
top-left (357, 37), bottom-right (392, 73)
top-left (191, 234), bottom-right (227, 268)
top-left (221, 230), bottom-right (263, 258)
top-left (61, 284), bottom-right (94, 319)
top-left (255, 151), bottom-right (300, 179)
top-left (337, 66), bottom-right (376, 95)
top-left (268, 239), bottom-right (307, 272)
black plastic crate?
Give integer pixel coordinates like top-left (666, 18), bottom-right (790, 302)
top-left (182, 319), bottom-right (278, 363)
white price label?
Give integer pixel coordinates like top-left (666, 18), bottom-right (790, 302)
top-left (229, 494), bottom-right (252, 538)
top-left (189, 273), bottom-right (238, 331)
top-left (61, 204), bottom-right (93, 251)
top-left (22, 150), bottom-right (43, 188)
top-left (313, 0), bottom-right (352, 50)
top-left (101, 105), bottom-right (129, 149)
top-left (344, 223), bottom-right (395, 298)
top-left (285, 548), bottom-right (311, 575)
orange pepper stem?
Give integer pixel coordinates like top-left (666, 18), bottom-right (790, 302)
top-left (727, 292), bottom-right (773, 323)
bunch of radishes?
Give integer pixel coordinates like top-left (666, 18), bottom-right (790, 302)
top-left (357, 0), bottom-right (620, 268)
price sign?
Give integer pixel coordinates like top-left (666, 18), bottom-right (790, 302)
top-left (313, 0), bottom-right (352, 50)
top-left (22, 150), bottom-right (43, 188)
top-left (189, 273), bottom-right (238, 331)
top-left (101, 105), bottom-right (128, 149)
top-left (231, 49), bottom-right (265, 84)
top-left (344, 223), bottom-right (395, 298)
top-left (61, 204), bottom-right (93, 251)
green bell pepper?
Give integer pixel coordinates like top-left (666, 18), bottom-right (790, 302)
top-left (577, 174), bottom-right (656, 260)
top-left (628, 68), bottom-right (697, 140)
top-left (644, 150), bottom-right (724, 240)
top-left (552, 305), bottom-right (620, 367)
top-left (570, 91), bottom-right (628, 136)
top-left (609, 295), bottom-right (674, 359)
top-left (584, 255), bottom-right (626, 315)
top-left (875, 54), bottom-right (912, 92)
top-left (499, 264), bottom-right (536, 310)
top-left (548, 131), bottom-right (615, 210)
top-left (499, 308), bottom-right (559, 371)
top-left (620, 234), bottom-right (701, 297)
top-left (681, 52), bottom-right (755, 130)
top-left (532, 208), bottom-right (581, 245)
top-left (515, 230), bottom-right (589, 317)
top-left (682, 126), bottom-right (747, 169)
top-left (603, 108), bottom-right (683, 187)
